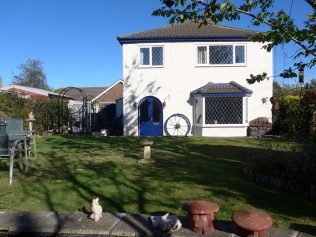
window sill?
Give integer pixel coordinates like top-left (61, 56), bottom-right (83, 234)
top-left (195, 64), bottom-right (246, 67)
top-left (193, 124), bottom-right (248, 128)
top-left (138, 65), bottom-right (164, 69)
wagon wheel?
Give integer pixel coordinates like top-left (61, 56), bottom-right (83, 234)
top-left (165, 113), bottom-right (191, 136)
top-left (17, 142), bottom-right (27, 174)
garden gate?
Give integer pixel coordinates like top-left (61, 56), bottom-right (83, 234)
top-left (46, 87), bottom-right (96, 134)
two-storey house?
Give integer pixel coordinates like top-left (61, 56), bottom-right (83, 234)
top-left (118, 22), bottom-right (272, 137)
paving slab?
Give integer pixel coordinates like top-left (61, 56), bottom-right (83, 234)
top-left (176, 229), bottom-right (233, 237)
top-left (297, 233), bottom-right (316, 237)
top-left (173, 217), bottom-right (235, 237)
top-left (110, 214), bottom-right (234, 237)
top-left (0, 211), bottom-right (67, 233)
top-left (0, 211), bottom-right (314, 237)
top-left (59, 212), bottom-right (125, 235)
top-left (268, 227), bottom-right (299, 237)
top-left (0, 211), bottom-right (123, 236)
top-left (109, 214), bottom-right (154, 237)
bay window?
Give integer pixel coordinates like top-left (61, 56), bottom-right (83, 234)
top-left (205, 97), bottom-right (243, 124)
top-left (193, 96), bottom-right (249, 126)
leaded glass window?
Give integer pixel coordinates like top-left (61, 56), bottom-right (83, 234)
top-left (235, 45), bottom-right (245, 63)
top-left (197, 46), bottom-right (207, 64)
top-left (205, 97), bottom-right (243, 124)
top-left (209, 45), bottom-right (233, 64)
top-left (139, 46), bottom-right (164, 66)
top-left (152, 47), bottom-right (163, 65)
top-left (194, 97), bottom-right (203, 124)
top-left (197, 44), bottom-right (246, 66)
top-left (140, 48), bottom-right (150, 65)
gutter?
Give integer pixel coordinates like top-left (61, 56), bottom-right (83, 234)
top-left (117, 36), bottom-right (252, 44)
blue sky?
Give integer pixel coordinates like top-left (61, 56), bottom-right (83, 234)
top-left (0, 0), bottom-right (315, 89)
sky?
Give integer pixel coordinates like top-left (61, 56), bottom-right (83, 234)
top-left (0, 0), bottom-right (315, 90)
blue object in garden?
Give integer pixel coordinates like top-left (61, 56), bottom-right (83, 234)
top-left (138, 96), bottom-right (163, 136)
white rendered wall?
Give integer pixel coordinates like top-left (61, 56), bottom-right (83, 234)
top-left (192, 125), bottom-right (248, 137)
top-left (122, 41), bottom-right (273, 136)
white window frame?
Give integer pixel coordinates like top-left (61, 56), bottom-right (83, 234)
top-left (196, 43), bottom-right (247, 67)
top-left (138, 45), bottom-right (164, 68)
top-left (193, 96), bottom-right (204, 125)
top-left (196, 46), bottom-right (208, 65)
top-left (193, 96), bottom-right (249, 127)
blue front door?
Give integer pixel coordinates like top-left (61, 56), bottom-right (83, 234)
top-left (139, 97), bottom-right (163, 136)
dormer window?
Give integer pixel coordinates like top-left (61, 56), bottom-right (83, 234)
top-left (197, 44), bottom-right (246, 66)
top-left (139, 46), bottom-right (164, 67)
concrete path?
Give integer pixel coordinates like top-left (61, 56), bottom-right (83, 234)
top-left (0, 211), bottom-right (314, 237)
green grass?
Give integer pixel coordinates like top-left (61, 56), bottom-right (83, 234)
top-left (0, 135), bottom-right (315, 234)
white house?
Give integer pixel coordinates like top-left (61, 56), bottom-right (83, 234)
top-left (118, 22), bottom-right (272, 137)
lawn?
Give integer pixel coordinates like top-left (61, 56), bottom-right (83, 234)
top-left (0, 135), bottom-right (315, 235)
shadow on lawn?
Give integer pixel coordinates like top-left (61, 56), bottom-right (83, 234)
top-left (14, 135), bottom-right (316, 235)
top-left (18, 150), bottom-right (154, 235)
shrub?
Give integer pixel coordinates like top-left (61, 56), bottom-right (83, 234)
top-left (0, 92), bottom-right (70, 134)
top-left (281, 95), bottom-right (301, 135)
top-left (271, 91), bottom-right (316, 138)
top-left (0, 92), bottom-right (29, 119)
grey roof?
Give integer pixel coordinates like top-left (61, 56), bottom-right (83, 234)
top-left (65, 87), bottom-right (108, 101)
top-left (118, 22), bottom-right (258, 43)
top-left (1, 85), bottom-right (59, 97)
top-left (192, 81), bottom-right (253, 95)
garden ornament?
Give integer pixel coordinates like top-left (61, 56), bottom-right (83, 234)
top-left (151, 213), bottom-right (182, 234)
top-left (90, 197), bottom-right (102, 222)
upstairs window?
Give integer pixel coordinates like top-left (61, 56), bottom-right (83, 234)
top-left (209, 45), bottom-right (233, 64)
top-left (140, 48), bottom-right (150, 65)
top-left (197, 46), bottom-right (207, 64)
top-left (197, 44), bottom-right (246, 66)
top-left (235, 45), bottom-right (245, 63)
top-left (140, 46), bottom-right (164, 67)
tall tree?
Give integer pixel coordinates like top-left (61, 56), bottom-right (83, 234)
top-left (12, 59), bottom-right (51, 90)
top-left (153, 0), bottom-right (316, 84)
top-left (305, 78), bottom-right (316, 90)
top-left (0, 76), bottom-right (3, 88)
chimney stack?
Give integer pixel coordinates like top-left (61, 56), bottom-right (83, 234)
top-left (0, 76), bottom-right (3, 88)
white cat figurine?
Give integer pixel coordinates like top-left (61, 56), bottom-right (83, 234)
top-left (158, 213), bottom-right (182, 234)
top-left (90, 197), bottom-right (103, 222)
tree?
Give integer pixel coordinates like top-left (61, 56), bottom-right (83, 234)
top-left (12, 59), bottom-right (51, 90)
top-left (153, 0), bottom-right (316, 84)
top-left (54, 88), bottom-right (65, 94)
top-left (273, 81), bottom-right (302, 97)
top-left (273, 81), bottom-right (282, 98)
top-left (306, 78), bottom-right (316, 90)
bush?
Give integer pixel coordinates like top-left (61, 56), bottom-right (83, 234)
top-left (281, 95), bottom-right (301, 134)
top-left (0, 92), bottom-right (69, 134)
top-left (0, 92), bottom-right (29, 119)
top-left (271, 91), bottom-right (316, 138)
